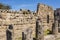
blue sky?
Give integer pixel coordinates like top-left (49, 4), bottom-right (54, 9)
top-left (0, 0), bottom-right (60, 11)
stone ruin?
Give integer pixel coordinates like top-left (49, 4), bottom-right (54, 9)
top-left (22, 28), bottom-right (33, 40)
top-left (22, 17), bottom-right (60, 40)
top-left (37, 3), bottom-right (54, 31)
top-left (6, 24), bottom-right (14, 40)
top-left (36, 17), bottom-right (44, 40)
top-left (0, 3), bottom-right (60, 40)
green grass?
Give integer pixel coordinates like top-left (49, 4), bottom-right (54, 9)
top-left (44, 29), bottom-right (51, 36)
top-left (18, 37), bottom-right (22, 40)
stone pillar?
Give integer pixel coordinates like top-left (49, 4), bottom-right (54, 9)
top-left (58, 20), bottom-right (60, 32)
top-left (6, 24), bottom-right (14, 40)
top-left (52, 20), bottom-right (58, 35)
top-left (22, 28), bottom-right (33, 40)
top-left (36, 18), bottom-right (44, 40)
top-left (58, 23), bottom-right (60, 32)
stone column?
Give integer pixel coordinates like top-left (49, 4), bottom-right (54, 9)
top-left (52, 20), bottom-right (58, 35)
top-left (36, 18), bottom-right (44, 40)
top-left (6, 24), bottom-right (14, 40)
top-left (58, 23), bottom-right (60, 32)
top-left (22, 28), bottom-right (33, 40)
top-left (58, 20), bottom-right (60, 32)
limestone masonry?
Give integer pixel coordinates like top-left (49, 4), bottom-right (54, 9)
top-left (0, 3), bottom-right (59, 40)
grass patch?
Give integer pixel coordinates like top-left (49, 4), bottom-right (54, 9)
top-left (44, 29), bottom-right (52, 36)
top-left (18, 37), bottom-right (22, 40)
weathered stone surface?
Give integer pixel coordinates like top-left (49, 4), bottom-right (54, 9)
top-left (37, 3), bottom-right (54, 31)
top-left (36, 18), bottom-right (44, 40)
top-left (52, 20), bottom-right (58, 35)
top-left (0, 3), bottom-right (55, 40)
top-left (54, 9), bottom-right (60, 33)
top-left (22, 28), bottom-right (33, 40)
top-left (6, 24), bottom-right (14, 40)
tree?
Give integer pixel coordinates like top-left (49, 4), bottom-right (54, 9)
top-left (0, 3), bottom-right (11, 10)
top-left (0, 3), bottom-right (4, 9)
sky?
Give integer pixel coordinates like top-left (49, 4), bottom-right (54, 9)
top-left (0, 0), bottom-right (60, 11)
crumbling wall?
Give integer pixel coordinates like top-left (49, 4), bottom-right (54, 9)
top-left (0, 3), bottom-right (54, 40)
top-left (0, 10), bottom-right (37, 40)
top-left (37, 3), bottom-right (54, 31)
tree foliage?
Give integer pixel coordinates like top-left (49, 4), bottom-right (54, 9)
top-left (0, 3), bottom-right (11, 10)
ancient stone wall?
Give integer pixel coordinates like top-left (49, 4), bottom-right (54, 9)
top-left (0, 3), bottom-right (54, 40)
top-left (37, 3), bottom-right (54, 31)
top-left (0, 9), bottom-right (37, 40)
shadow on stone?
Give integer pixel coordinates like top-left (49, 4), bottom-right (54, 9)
top-left (9, 24), bottom-right (13, 29)
top-left (33, 38), bottom-right (36, 40)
